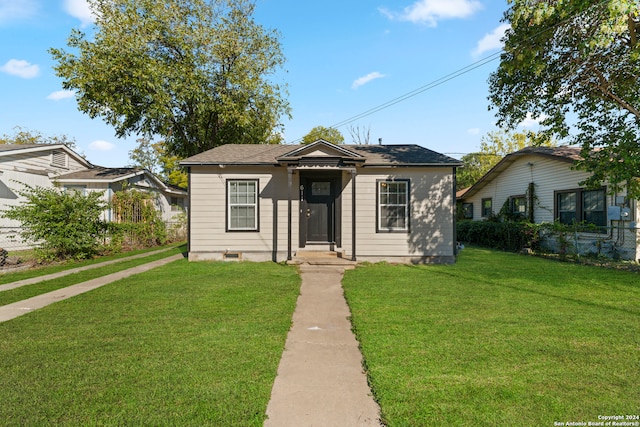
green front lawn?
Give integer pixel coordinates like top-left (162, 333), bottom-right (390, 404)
top-left (0, 260), bottom-right (300, 426)
top-left (0, 245), bottom-right (186, 306)
top-left (0, 243), bottom-right (185, 285)
top-left (343, 248), bottom-right (640, 426)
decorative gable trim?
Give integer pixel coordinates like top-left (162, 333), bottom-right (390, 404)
top-left (278, 139), bottom-right (363, 160)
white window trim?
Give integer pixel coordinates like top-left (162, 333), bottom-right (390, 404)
top-left (377, 179), bottom-right (410, 233)
top-left (227, 179), bottom-right (259, 231)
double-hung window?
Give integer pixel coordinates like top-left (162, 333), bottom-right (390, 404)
top-left (555, 188), bottom-right (606, 227)
top-left (461, 203), bottom-right (473, 219)
top-left (64, 185), bottom-right (86, 195)
top-left (557, 192), bottom-right (577, 224)
top-left (582, 189), bottom-right (606, 226)
top-left (481, 198), bottom-right (492, 217)
top-left (510, 195), bottom-right (527, 217)
top-left (377, 180), bottom-right (409, 232)
top-left (227, 180), bottom-right (258, 231)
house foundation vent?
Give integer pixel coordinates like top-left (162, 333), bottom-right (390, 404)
top-left (223, 252), bottom-right (242, 261)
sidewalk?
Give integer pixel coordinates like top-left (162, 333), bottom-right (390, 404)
top-left (0, 247), bottom-right (175, 292)
top-left (0, 253), bottom-right (183, 323)
top-left (264, 264), bottom-right (382, 427)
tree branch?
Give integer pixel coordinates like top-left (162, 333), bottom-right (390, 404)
top-left (629, 13), bottom-right (638, 48)
top-left (590, 66), bottom-right (640, 120)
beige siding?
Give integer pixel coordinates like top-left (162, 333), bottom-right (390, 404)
top-left (189, 166), bottom-right (298, 261)
top-left (345, 168), bottom-right (455, 260)
top-left (189, 165), bottom-right (457, 262)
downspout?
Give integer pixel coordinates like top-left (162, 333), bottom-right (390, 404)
top-left (527, 162), bottom-right (535, 223)
top-left (287, 167), bottom-right (293, 261)
top-left (187, 167), bottom-right (192, 255)
top-left (528, 182), bottom-right (535, 223)
top-left (453, 167), bottom-right (458, 257)
top-left (351, 168), bottom-right (357, 261)
top-left (107, 185), bottom-right (112, 222)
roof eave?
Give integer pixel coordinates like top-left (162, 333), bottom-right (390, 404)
top-left (180, 161), bottom-right (280, 167)
top-left (0, 144), bottom-right (92, 168)
top-left (363, 162), bottom-right (462, 167)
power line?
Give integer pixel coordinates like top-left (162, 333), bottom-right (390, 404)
top-left (289, 51), bottom-right (502, 144)
top-left (285, 52), bottom-right (501, 144)
top-left (286, 0), bottom-right (612, 145)
top-left (329, 53), bottom-right (501, 130)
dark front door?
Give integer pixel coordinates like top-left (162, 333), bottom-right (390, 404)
top-left (303, 178), bottom-right (335, 243)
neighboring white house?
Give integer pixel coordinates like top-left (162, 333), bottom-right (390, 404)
top-left (180, 140), bottom-right (462, 263)
top-left (458, 146), bottom-right (639, 261)
top-left (0, 143), bottom-right (188, 250)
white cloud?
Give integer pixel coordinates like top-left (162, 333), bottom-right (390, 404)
top-left (0, 59), bottom-right (40, 79)
top-left (519, 112), bottom-right (548, 128)
top-left (473, 23), bottom-right (510, 58)
top-left (64, 0), bottom-right (95, 27)
top-left (380, 0), bottom-right (482, 26)
top-left (352, 72), bottom-right (387, 89)
top-left (89, 140), bottom-right (115, 151)
top-left (47, 90), bottom-right (76, 101)
top-left (0, 0), bottom-right (38, 23)
top-left (467, 127), bottom-right (481, 135)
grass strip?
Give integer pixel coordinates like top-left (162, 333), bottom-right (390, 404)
top-left (343, 248), bottom-right (640, 426)
top-left (0, 260), bottom-right (300, 426)
top-left (0, 243), bottom-right (185, 285)
top-left (0, 246), bottom-right (186, 306)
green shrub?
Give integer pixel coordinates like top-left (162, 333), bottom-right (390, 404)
top-left (457, 220), bottom-right (541, 252)
top-left (2, 185), bottom-right (107, 261)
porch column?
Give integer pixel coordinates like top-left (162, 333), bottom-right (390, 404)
top-left (349, 168), bottom-right (357, 261)
top-left (287, 167), bottom-right (294, 261)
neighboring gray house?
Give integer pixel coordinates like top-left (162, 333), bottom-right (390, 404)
top-left (0, 143), bottom-right (187, 250)
top-left (180, 140), bottom-right (462, 263)
top-left (458, 146), bottom-right (639, 260)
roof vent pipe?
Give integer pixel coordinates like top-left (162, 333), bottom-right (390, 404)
top-left (378, 138), bottom-right (382, 145)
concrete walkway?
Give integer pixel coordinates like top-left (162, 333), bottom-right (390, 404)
top-left (0, 253), bottom-right (183, 322)
top-left (0, 247), bottom-right (175, 292)
top-left (265, 264), bottom-right (382, 427)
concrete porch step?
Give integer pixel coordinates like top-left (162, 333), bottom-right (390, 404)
top-left (289, 250), bottom-right (357, 266)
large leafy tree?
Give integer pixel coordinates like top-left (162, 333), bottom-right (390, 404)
top-left (489, 1), bottom-right (640, 198)
top-left (50, 0), bottom-right (289, 159)
top-left (128, 138), bottom-right (188, 188)
top-left (301, 126), bottom-right (344, 145)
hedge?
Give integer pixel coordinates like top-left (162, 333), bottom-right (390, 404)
top-left (457, 220), bottom-right (541, 252)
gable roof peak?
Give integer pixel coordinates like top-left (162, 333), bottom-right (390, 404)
top-left (280, 139), bottom-right (363, 159)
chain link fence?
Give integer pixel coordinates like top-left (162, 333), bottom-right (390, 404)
top-left (0, 219), bottom-right (187, 254)
top-left (0, 227), bottom-right (33, 252)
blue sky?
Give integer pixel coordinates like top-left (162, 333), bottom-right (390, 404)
top-left (0, 0), bottom-right (538, 167)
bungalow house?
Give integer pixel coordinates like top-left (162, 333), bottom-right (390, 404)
top-left (180, 140), bottom-right (462, 263)
top-left (457, 146), bottom-right (639, 261)
top-left (0, 143), bottom-right (188, 250)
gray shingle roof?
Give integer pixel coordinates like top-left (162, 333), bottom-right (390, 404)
top-left (514, 145), bottom-right (583, 162)
top-left (181, 143), bottom-right (462, 167)
top-left (0, 143), bottom-right (49, 152)
top-left (57, 167), bottom-right (143, 181)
